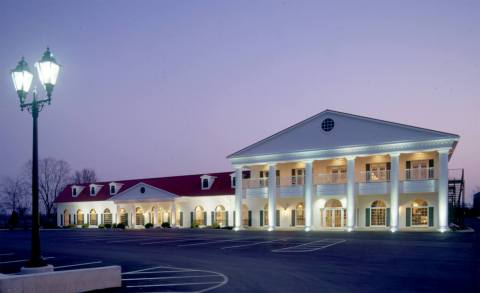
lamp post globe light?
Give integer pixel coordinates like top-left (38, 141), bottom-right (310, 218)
top-left (10, 47), bottom-right (61, 270)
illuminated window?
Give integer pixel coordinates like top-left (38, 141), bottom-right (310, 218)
top-left (103, 208), bottom-right (112, 225)
top-left (89, 209), bottom-right (97, 226)
top-left (195, 206), bottom-right (205, 226)
top-left (77, 209), bottom-right (84, 225)
top-left (263, 204), bottom-right (269, 226)
top-left (412, 199), bottom-right (428, 226)
top-left (136, 207), bottom-right (145, 226)
top-left (242, 204), bottom-right (249, 226)
top-left (371, 200), bottom-right (386, 226)
top-left (119, 208), bottom-right (128, 225)
top-left (215, 205), bottom-right (226, 227)
top-left (296, 203), bottom-right (305, 225)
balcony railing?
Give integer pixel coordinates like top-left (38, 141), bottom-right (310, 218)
top-left (243, 176), bottom-right (305, 189)
top-left (316, 173), bottom-right (347, 184)
top-left (359, 170), bottom-right (391, 183)
top-left (405, 167), bottom-right (434, 181)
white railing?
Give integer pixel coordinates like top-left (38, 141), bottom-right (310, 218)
top-left (316, 173), bottom-right (347, 184)
top-left (405, 167), bottom-right (434, 181)
top-left (243, 178), bottom-right (269, 189)
top-left (290, 175), bottom-right (305, 186)
top-left (243, 176), bottom-right (305, 188)
top-left (359, 170), bottom-right (391, 183)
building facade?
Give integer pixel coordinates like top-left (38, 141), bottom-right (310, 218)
top-left (55, 110), bottom-right (459, 232)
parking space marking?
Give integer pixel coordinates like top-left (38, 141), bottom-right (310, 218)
top-left (54, 261), bottom-right (103, 269)
top-left (178, 237), bottom-right (254, 247)
top-left (140, 236), bottom-right (222, 246)
top-left (0, 253), bottom-right (14, 256)
top-left (0, 256), bottom-right (55, 264)
top-left (221, 238), bottom-right (289, 249)
top-left (272, 239), bottom-right (346, 253)
top-left (121, 265), bottom-right (228, 292)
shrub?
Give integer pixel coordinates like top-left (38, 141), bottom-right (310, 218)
top-left (161, 222), bottom-right (171, 228)
top-left (112, 223), bottom-right (117, 229)
top-left (82, 223), bottom-right (89, 228)
top-left (116, 223), bottom-right (126, 229)
top-left (211, 223), bottom-right (220, 229)
top-left (67, 224), bottom-right (76, 229)
top-left (8, 211), bottom-right (19, 230)
top-left (104, 223), bottom-right (112, 229)
top-left (145, 223), bottom-right (154, 229)
top-left (98, 224), bottom-right (105, 229)
top-left (221, 226), bottom-right (234, 230)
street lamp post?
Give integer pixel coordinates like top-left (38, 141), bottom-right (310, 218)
top-left (11, 48), bottom-right (60, 268)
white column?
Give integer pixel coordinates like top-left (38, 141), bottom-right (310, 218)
top-left (346, 156), bottom-right (356, 231)
top-left (171, 201), bottom-right (177, 227)
top-left (154, 207), bottom-right (158, 226)
top-left (130, 206), bottom-right (135, 227)
top-left (234, 167), bottom-right (243, 231)
top-left (304, 160), bottom-right (314, 231)
top-left (438, 149), bottom-right (449, 232)
top-left (390, 153), bottom-right (400, 232)
top-left (268, 163), bottom-right (276, 231)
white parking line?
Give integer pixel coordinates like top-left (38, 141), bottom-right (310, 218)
top-left (122, 266), bottom-right (175, 275)
top-left (0, 256), bottom-right (55, 264)
top-left (272, 239), bottom-right (346, 253)
top-left (54, 261), bottom-right (103, 269)
top-left (122, 274), bottom-right (221, 281)
top-left (107, 237), bottom-right (172, 244)
top-left (0, 253), bottom-right (14, 256)
top-left (140, 237), bottom-right (219, 246)
top-left (221, 238), bottom-right (289, 249)
top-left (178, 238), bottom-right (254, 247)
top-left (126, 281), bottom-right (222, 288)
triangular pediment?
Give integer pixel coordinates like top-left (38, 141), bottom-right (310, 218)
top-left (110, 182), bottom-right (177, 202)
top-left (228, 110), bottom-right (458, 158)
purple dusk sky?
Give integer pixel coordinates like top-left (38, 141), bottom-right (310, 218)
top-left (0, 1), bottom-right (479, 202)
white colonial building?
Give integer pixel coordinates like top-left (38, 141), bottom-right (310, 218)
top-left (55, 110), bottom-right (459, 232)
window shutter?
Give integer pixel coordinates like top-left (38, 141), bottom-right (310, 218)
top-left (428, 207), bottom-right (434, 227)
top-left (225, 211), bottom-right (229, 226)
top-left (190, 212), bottom-right (194, 226)
top-left (211, 211), bottom-right (215, 225)
top-left (233, 211), bottom-right (236, 227)
top-left (366, 164), bottom-right (371, 182)
top-left (60, 215), bottom-right (64, 226)
top-left (406, 161), bottom-right (411, 180)
top-left (87, 214), bottom-right (90, 224)
top-left (386, 208), bottom-right (391, 227)
top-left (386, 162), bottom-right (391, 170)
top-left (69, 215), bottom-right (71, 225)
top-left (180, 211), bottom-right (184, 227)
top-left (406, 207), bottom-right (411, 227)
top-left (276, 210), bottom-right (280, 227)
top-left (291, 210), bottom-right (296, 226)
top-left (248, 210), bottom-right (252, 226)
top-left (365, 208), bottom-right (370, 226)
top-left (203, 212), bottom-right (207, 225)
top-left (260, 210), bottom-right (264, 226)
top-left (74, 214), bottom-right (76, 225)
top-left (101, 214), bottom-right (104, 225)
top-left (125, 213), bottom-right (128, 226)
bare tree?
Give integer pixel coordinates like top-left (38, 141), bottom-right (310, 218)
top-left (0, 176), bottom-right (28, 214)
top-left (24, 158), bottom-right (71, 223)
top-left (72, 168), bottom-right (98, 184)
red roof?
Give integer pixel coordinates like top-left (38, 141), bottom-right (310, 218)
top-left (54, 172), bottom-right (235, 203)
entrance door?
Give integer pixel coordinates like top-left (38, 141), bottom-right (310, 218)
top-left (324, 208), bottom-right (344, 228)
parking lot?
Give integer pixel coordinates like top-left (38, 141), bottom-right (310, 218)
top-left (1, 218), bottom-right (479, 292)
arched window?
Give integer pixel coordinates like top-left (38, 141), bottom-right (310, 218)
top-left (215, 205), bottom-right (226, 227)
top-left (136, 207), bottom-right (145, 226)
top-left (195, 206), bottom-right (205, 226)
top-left (119, 208), bottom-right (128, 226)
top-left (242, 204), bottom-right (249, 226)
top-left (325, 199), bottom-right (342, 208)
top-left (412, 199), bottom-right (428, 226)
top-left (89, 209), bottom-right (97, 225)
top-left (263, 204), bottom-right (269, 226)
top-left (63, 209), bottom-right (70, 226)
top-left (324, 199), bottom-right (344, 228)
top-left (103, 208), bottom-right (112, 225)
top-left (371, 200), bottom-right (387, 226)
top-left (77, 209), bottom-right (84, 225)
top-left (296, 203), bottom-right (305, 226)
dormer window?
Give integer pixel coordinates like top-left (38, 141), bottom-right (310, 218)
top-left (200, 175), bottom-right (216, 190)
top-left (71, 185), bottom-right (84, 197)
top-left (108, 182), bottom-right (123, 195)
top-left (89, 184), bottom-right (103, 196)
top-left (110, 185), bottom-right (116, 194)
top-left (230, 173), bottom-right (236, 188)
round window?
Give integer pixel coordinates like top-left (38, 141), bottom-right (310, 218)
top-left (140, 187), bottom-right (146, 194)
top-left (321, 118), bottom-right (335, 132)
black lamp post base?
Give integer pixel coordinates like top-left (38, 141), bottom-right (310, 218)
top-left (20, 264), bottom-right (54, 275)
top-left (25, 257), bottom-right (48, 268)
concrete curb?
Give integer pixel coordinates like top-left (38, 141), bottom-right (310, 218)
top-left (0, 265), bottom-right (121, 293)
